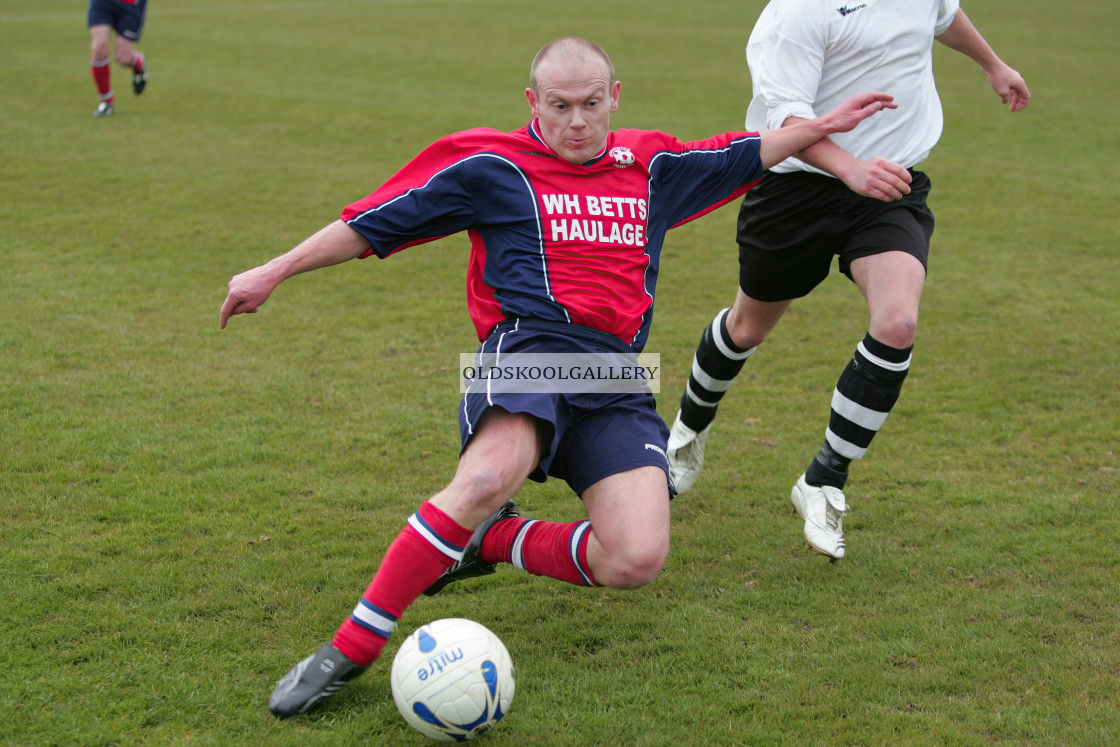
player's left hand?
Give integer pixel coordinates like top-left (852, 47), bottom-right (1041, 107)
top-left (988, 63), bottom-right (1030, 112)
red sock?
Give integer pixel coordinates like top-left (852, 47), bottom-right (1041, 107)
top-left (131, 51), bottom-right (145, 73)
top-left (483, 517), bottom-right (597, 587)
top-left (331, 502), bottom-right (473, 666)
top-left (91, 58), bottom-right (111, 98)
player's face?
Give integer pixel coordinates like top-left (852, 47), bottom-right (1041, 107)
top-left (527, 60), bottom-right (620, 165)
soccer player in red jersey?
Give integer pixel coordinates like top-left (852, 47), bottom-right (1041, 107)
top-left (219, 37), bottom-right (894, 719)
top-left (87, 0), bottom-right (149, 117)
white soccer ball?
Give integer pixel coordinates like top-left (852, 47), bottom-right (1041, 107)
top-left (390, 618), bottom-right (515, 742)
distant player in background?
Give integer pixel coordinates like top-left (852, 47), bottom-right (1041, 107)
top-left (665, 0), bottom-right (1030, 559)
top-left (220, 37), bottom-right (895, 719)
top-left (88, 0), bottom-right (149, 117)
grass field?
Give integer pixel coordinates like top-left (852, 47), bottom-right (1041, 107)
top-left (2, 0), bottom-right (1118, 744)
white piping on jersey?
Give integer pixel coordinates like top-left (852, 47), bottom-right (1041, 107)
top-left (345, 153), bottom-right (570, 323)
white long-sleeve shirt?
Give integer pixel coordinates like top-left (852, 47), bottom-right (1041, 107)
top-left (745, 0), bottom-right (960, 174)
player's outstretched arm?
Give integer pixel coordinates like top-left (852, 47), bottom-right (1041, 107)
top-left (936, 9), bottom-right (1030, 112)
top-left (219, 220), bottom-right (370, 328)
top-left (757, 92), bottom-right (896, 170)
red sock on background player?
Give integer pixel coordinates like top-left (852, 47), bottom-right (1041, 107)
top-left (91, 57), bottom-right (112, 104)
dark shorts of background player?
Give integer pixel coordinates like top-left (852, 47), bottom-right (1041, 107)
top-left (459, 319), bottom-right (672, 497)
top-left (88, 0), bottom-right (147, 41)
top-left (737, 169), bottom-right (934, 302)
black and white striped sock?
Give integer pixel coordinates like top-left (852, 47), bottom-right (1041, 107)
top-left (805, 332), bottom-right (912, 488)
top-left (678, 308), bottom-right (756, 432)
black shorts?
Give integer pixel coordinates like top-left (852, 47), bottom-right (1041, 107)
top-left (88, 0), bottom-right (147, 40)
top-left (737, 170), bottom-right (934, 302)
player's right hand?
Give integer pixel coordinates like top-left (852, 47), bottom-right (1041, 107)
top-left (219, 267), bottom-right (276, 328)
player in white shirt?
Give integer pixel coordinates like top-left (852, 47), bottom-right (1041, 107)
top-left (666, 0), bottom-right (1030, 559)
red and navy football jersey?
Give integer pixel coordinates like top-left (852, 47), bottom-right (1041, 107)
top-left (341, 119), bottom-right (763, 351)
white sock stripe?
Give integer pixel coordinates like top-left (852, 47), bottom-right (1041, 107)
top-left (826, 428), bottom-right (868, 460)
top-left (856, 340), bottom-right (911, 372)
top-left (351, 599), bottom-right (397, 637)
top-left (510, 519), bottom-right (537, 571)
top-left (407, 512), bottom-right (465, 562)
top-left (830, 389), bottom-right (890, 431)
top-left (568, 521), bottom-right (593, 586)
top-left (690, 357), bottom-right (737, 393)
top-left (684, 383), bottom-right (719, 408)
top-left (710, 310), bottom-right (756, 362)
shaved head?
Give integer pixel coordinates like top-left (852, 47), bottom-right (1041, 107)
top-left (530, 37), bottom-right (615, 91)
top-left (525, 37), bottom-right (621, 164)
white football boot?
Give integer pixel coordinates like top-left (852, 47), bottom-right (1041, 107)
top-left (666, 411), bottom-right (711, 496)
top-left (791, 474), bottom-right (848, 559)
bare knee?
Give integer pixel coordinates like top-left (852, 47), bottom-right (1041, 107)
top-left (435, 463), bottom-right (523, 529)
top-left (594, 542), bottom-right (668, 590)
top-left (89, 26), bottom-right (112, 61)
top-left (581, 466), bottom-right (671, 590)
top-left (114, 47), bottom-right (135, 67)
top-left (451, 465), bottom-right (508, 507)
top-left (724, 311), bottom-right (767, 349)
top-left (872, 312), bottom-right (919, 349)
top-left (725, 293), bottom-right (789, 350)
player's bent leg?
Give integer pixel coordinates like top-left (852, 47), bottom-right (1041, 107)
top-left (432, 407), bottom-right (544, 527)
top-left (581, 466), bottom-right (671, 589)
top-left (271, 408), bottom-right (544, 718)
top-left (89, 26), bottom-right (115, 116)
top-left (110, 38), bottom-right (147, 95)
top-left (794, 252), bottom-right (922, 559)
top-left (423, 408), bottom-right (544, 595)
top-left (113, 37), bottom-right (136, 68)
top-left (851, 251), bottom-right (925, 349)
top-left (669, 290), bottom-right (788, 495)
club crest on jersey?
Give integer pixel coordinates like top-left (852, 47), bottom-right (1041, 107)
top-left (609, 147), bottom-right (635, 168)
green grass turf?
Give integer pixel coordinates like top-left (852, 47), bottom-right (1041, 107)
top-left (1, 0), bottom-right (1117, 744)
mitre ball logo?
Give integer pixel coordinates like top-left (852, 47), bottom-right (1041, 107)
top-left (609, 146), bottom-right (635, 168)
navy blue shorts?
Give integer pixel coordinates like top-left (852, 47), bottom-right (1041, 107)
top-left (459, 319), bottom-right (671, 496)
top-left (737, 170), bottom-right (934, 302)
top-left (88, 0), bottom-right (147, 41)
